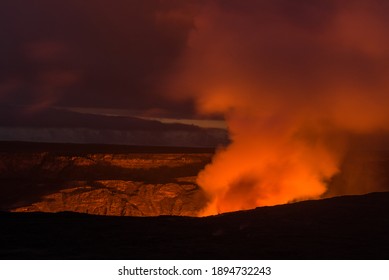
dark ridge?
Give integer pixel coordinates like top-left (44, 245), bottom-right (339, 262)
top-left (0, 141), bottom-right (216, 155)
top-left (0, 106), bottom-right (201, 131)
top-left (1, 192), bottom-right (389, 260)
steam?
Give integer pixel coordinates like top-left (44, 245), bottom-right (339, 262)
top-left (168, 0), bottom-right (389, 215)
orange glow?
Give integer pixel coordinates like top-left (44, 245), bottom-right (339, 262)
top-left (168, 2), bottom-right (389, 215)
top-left (197, 111), bottom-right (345, 216)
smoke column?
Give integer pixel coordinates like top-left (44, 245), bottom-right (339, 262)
top-left (168, 0), bottom-right (389, 215)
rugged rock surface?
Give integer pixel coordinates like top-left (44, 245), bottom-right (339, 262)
top-left (0, 142), bottom-right (212, 216)
top-left (12, 179), bottom-right (206, 216)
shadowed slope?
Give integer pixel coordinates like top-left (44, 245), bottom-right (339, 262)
top-left (1, 192), bottom-right (389, 259)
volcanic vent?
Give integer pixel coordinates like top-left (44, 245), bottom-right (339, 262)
top-left (165, 1), bottom-right (389, 215)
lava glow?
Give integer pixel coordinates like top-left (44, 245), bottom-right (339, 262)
top-left (167, 0), bottom-right (389, 215)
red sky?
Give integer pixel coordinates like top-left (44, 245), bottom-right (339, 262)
top-left (0, 0), bottom-right (388, 123)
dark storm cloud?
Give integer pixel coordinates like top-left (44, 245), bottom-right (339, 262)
top-left (0, 0), bottom-right (201, 116)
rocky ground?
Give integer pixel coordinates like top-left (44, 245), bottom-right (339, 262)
top-left (0, 142), bottom-right (213, 216)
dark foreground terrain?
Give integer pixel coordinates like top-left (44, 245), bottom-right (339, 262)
top-left (1, 192), bottom-right (389, 259)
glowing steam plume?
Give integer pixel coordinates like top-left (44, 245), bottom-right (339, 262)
top-left (168, 1), bottom-right (389, 215)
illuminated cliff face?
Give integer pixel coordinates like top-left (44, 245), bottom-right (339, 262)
top-left (13, 180), bottom-right (206, 216)
top-left (167, 1), bottom-right (389, 215)
top-left (0, 149), bottom-right (211, 216)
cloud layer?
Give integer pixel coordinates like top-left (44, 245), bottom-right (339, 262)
top-left (0, 0), bottom-right (202, 116)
